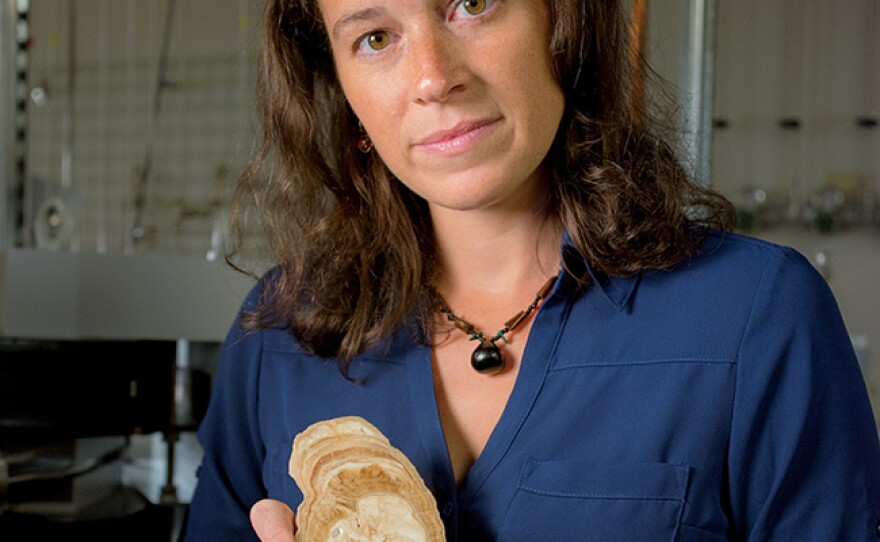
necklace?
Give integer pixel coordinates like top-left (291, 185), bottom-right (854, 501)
top-left (439, 274), bottom-right (557, 375)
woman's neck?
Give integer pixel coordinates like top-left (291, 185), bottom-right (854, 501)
top-left (430, 199), bottom-right (562, 309)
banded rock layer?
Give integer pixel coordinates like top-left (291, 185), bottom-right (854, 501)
top-left (289, 416), bottom-right (446, 542)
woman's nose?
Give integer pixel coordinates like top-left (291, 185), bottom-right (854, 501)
top-left (410, 30), bottom-right (465, 104)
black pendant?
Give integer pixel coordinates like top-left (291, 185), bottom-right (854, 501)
top-left (471, 340), bottom-right (504, 375)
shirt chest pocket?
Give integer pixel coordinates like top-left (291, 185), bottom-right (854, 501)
top-left (497, 459), bottom-right (690, 541)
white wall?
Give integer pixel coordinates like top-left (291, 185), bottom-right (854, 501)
top-left (712, 0), bottom-right (879, 204)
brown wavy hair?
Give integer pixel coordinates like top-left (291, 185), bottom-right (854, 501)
top-left (227, 0), bottom-right (735, 367)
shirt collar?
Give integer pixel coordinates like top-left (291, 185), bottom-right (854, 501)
top-left (560, 230), bottom-right (640, 312)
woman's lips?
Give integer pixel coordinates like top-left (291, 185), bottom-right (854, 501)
top-left (413, 118), bottom-right (502, 156)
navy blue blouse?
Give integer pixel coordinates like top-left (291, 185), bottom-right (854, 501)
top-left (180, 230), bottom-right (880, 541)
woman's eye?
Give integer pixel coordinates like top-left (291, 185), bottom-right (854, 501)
top-left (460, 0), bottom-right (488, 16)
top-left (360, 30), bottom-right (391, 52)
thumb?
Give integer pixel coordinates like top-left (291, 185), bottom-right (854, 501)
top-left (250, 499), bottom-right (297, 542)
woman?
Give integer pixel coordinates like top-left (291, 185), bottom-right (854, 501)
top-left (180, 0), bottom-right (880, 539)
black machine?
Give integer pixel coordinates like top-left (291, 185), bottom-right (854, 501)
top-left (0, 339), bottom-right (210, 540)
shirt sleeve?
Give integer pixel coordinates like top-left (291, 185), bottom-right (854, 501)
top-left (728, 245), bottom-right (880, 540)
top-left (178, 282), bottom-right (268, 542)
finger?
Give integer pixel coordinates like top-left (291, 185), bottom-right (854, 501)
top-left (250, 499), bottom-right (297, 542)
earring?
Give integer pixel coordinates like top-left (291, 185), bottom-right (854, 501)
top-left (357, 121), bottom-right (373, 153)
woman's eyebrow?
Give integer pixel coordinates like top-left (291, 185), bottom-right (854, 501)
top-left (332, 7), bottom-right (386, 39)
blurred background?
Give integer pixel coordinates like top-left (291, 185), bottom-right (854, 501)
top-left (0, 0), bottom-right (877, 540)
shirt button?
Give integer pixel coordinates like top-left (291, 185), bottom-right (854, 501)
top-left (875, 521), bottom-right (880, 537)
top-left (442, 502), bottom-right (455, 517)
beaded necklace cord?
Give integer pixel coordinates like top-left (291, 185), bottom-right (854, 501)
top-left (439, 274), bottom-right (557, 375)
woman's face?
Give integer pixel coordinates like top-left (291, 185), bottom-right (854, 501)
top-left (317, 0), bottom-right (565, 214)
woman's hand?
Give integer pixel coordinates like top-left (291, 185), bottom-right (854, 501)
top-left (250, 499), bottom-right (297, 542)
